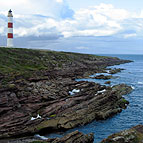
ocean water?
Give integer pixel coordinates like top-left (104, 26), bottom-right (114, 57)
top-left (45, 54), bottom-right (143, 143)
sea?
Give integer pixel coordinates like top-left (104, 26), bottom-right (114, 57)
top-left (41, 54), bottom-right (143, 143)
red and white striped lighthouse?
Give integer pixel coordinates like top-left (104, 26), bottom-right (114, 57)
top-left (7, 9), bottom-right (13, 47)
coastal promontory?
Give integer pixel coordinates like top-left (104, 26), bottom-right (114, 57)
top-left (0, 47), bottom-right (132, 142)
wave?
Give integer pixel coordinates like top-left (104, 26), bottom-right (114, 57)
top-left (69, 89), bottom-right (80, 95)
top-left (34, 134), bottom-right (48, 140)
top-left (131, 86), bottom-right (135, 90)
top-left (138, 82), bottom-right (143, 85)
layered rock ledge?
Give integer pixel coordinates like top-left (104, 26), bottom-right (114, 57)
top-left (0, 47), bottom-right (132, 141)
top-left (101, 125), bottom-right (143, 143)
top-left (1, 130), bottom-right (94, 143)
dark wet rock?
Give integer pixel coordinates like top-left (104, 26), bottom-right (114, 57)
top-left (112, 84), bottom-right (132, 95)
top-left (1, 131), bottom-right (94, 143)
top-left (43, 130), bottom-right (94, 143)
top-left (101, 125), bottom-right (143, 143)
top-left (0, 73), bottom-right (4, 81)
top-left (94, 74), bottom-right (117, 80)
top-left (104, 81), bottom-right (111, 84)
top-left (109, 68), bottom-right (124, 74)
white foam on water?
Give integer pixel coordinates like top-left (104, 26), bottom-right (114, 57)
top-left (96, 73), bottom-right (110, 76)
top-left (90, 72), bottom-right (110, 78)
top-left (31, 117), bottom-right (36, 121)
top-left (131, 86), bottom-right (135, 90)
top-left (37, 114), bottom-right (42, 119)
top-left (34, 134), bottom-right (48, 140)
top-left (31, 114), bottom-right (42, 121)
top-left (69, 89), bottom-right (80, 95)
top-left (106, 70), bottom-right (110, 73)
top-left (97, 89), bottom-right (106, 94)
top-left (138, 82), bottom-right (143, 85)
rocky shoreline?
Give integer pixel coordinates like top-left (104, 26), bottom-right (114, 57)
top-left (0, 130), bottom-right (94, 143)
top-left (0, 47), bottom-right (133, 142)
top-left (101, 125), bottom-right (143, 143)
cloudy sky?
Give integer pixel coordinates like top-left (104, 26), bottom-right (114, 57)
top-left (0, 0), bottom-right (143, 54)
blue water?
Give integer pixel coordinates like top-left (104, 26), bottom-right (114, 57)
top-left (45, 54), bottom-right (143, 143)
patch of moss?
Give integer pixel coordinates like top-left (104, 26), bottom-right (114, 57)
top-left (121, 98), bottom-right (129, 104)
top-left (49, 114), bottom-right (56, 118)
top-left (7, 84), bottom-right (16, 89)
top-left (117, 98), bottom-right (129, 109)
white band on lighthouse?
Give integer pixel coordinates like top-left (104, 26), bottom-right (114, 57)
top-left (8, 17), bottom-right (13, 23)
top-left (7, 39), bottom-right (13, 47)
top-left (7, 9), bottom-right (13, 47)
top-left (8, 28), bottom-right (13, 33)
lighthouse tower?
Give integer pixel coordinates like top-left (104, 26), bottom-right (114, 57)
top-left (7, 9), bottom-right (13, 47)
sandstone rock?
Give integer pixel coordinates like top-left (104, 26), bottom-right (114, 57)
top-left (0, 131), bottom-right (94, 143)
top-left (0, 50), bottom-right (132, 140)
top-left (50, 130), bottom-right (94, 143)
top-left (0, 80), bottom-right (132, 139)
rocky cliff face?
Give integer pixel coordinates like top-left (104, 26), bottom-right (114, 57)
top-left (0, 47), bottom-right (132, 142)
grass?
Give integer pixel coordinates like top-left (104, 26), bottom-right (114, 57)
top-left (0, 47), bottom-right (119, 85)
top-left (0, 47), bottom-right (49, 73)
top-left (0, 47), bottom-right (73, 83)
top-left (0, 47), bottom-right (107, 74)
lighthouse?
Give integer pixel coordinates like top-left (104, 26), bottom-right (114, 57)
top-left (7, 9), bottom-right (13, 47)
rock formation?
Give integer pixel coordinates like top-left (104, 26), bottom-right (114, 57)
top-left (0, 47), bottom-right (132, 141)
top-left (1, 130), bottom-right (94, 143)
top-left (101, 125), bottom-right (143, 143)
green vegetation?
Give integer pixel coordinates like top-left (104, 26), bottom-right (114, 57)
top-left (0, 47), bottom-right (73, 84)
top-left (121, 98), bottom-right (128, 104)
top-left (0, 47), bottom-right (117, 85)
top-left (0, 47), bottom-right (69, 74)
top-left (0, 47), bottom-right (114, 73)
top-left (49, 114), bottom-right (56, 118)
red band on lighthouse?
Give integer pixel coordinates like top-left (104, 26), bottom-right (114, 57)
top-left (8, 23), bottom-right (13, 28)
top-left (8, 33), bottom-right (13, 38)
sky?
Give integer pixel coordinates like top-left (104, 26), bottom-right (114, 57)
top-left (0, 0), bottom-right (143, 54)
top-left (67, 0), bottom-right (143, 12)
